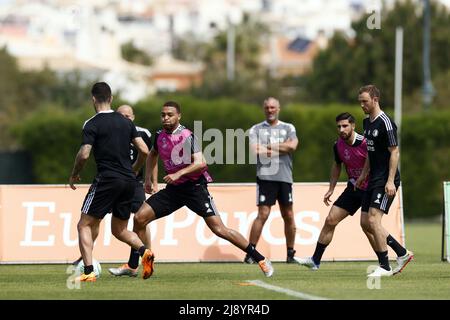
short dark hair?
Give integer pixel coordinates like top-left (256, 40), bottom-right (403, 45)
top-left (336, 112), bottom-right (355, 123)
top-left (91, 82), bottom-right (112, 103)
top-left (163, 101), bottom-right (181, 113)
top-left (359, 85), bottom-right (380, 99)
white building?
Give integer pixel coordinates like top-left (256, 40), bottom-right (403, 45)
top-left (1, 0), bottom-right (448, 100)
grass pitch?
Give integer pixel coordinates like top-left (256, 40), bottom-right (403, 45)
top-left (0, 222), bottom-right (448, 300)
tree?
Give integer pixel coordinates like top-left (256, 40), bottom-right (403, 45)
top-left (190, 13), bottom-right (275, 104)
top-left (304, 0), bottom-right (450, 110)
top-left (172, 32), bottom-right (209, 62)
top-left (121, 41), bottom-right (153, 66)
top-left (0, 48), bottom-right (94, 149)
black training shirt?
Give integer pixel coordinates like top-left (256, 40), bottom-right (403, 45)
top-left (130, 126), bottom-right (152, 182)
top-left (363, 111), bottom-right (400, 189)
top-left (82, 110), bottom-right (138, 179)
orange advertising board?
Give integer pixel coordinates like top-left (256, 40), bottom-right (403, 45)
top-left (0, 184), bottom-right (404, 263)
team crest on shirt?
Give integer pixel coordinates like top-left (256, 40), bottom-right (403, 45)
top-left (161, 137), bottom-right (168, 149)
top-left (344, 149), bottom-right (351, 161)
top-left (372, 129), bottom-right (379, 137)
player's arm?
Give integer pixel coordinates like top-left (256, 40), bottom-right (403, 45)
top-left (163, 152), bottom-right (206, 184)
top-left (268, 138), bottom-right (299, 155)
top-left (151, 158), bottom-right (159, 193)
top-left (249, 126), bottom-right (271, 157)
top-left (145, 148), bottom-right (159, 194)
top-left (355, 157), bottom-right (370, 190)
top-left (251, 143), bottom-right (274, 159)
top-left (268, 125), bottom-right (299, 155)
top-left (69, 144), bottom-right (92, 190)
top-left (324, 162), bottom-right (342, 206)
top-left (250, 143), bottom-right (272, 157)
top-left (386, 146), bottom-right (400, 197)
top-left (131, 136), bottom-right (149, 175)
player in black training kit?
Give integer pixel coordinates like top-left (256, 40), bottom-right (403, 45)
top-left (69, 82), bottom-right (152, 281)
top-left (108, 105), bottom-right (158, 277)
top-left (356, 85), bottom-right (413, 278)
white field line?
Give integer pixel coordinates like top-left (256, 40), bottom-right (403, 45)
top-left (247, 280), bottom-right (329, 300)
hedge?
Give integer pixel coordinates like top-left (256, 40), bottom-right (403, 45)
top-left (12, 98), bottom-right (450, 218)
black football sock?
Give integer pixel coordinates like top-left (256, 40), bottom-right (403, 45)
top-left (386, 234), bottom-right (407, 257)
top-left (128, 248), bottom-right (140, 269)
top-left (312, 242), bottom-right (328, 265)
top-left (245, 244), bottom-right (265, 263)
top-left (84, 265), bottom-right (94, 274)
top-left (245, 243), bottom-right (256, 258)
top-left (138, 245), bottom-right (147, 257)
top-left (287, 247), bottom-right (296, 258)
top-left (375, 251), bottom-right (390, 270)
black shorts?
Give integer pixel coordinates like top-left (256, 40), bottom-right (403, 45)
top-left (256, 178), bottom-right (293, 206)
top-left (146, 181), bottom-right (219, 219)
top-left (333, 182), bottom-right (365, 216)
top-left (131, 181), bottom-right (146, 213)
top-left (361, 186), bottom-right (398, 214)
top-left (81, 176), bottom-right (136, 220)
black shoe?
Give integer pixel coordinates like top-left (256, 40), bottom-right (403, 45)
top-left (243, 254), bottom-right (255, 264)
top-left (286, 249), bottom-right (297, 263)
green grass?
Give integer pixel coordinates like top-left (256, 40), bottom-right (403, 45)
top-left (0, 222), bottom-right (448, 300)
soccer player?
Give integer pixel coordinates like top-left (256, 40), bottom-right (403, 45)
top-left (356, 85), bottom-right (413, 277)
top-left (297, 112), bottom-right (369, 269)
top-left (69, 82), bottom-right (152, 282)
top-left (245, 97), bottom-right (300, 264)
top-left (132, 101), bottom-right (274, 279)
top-left (72, 105), bottom-right (158, 271)
top-left (297, 112), bottom-right (403, 270)
top-left (105, 105), bottom-right (158, 277)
